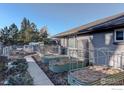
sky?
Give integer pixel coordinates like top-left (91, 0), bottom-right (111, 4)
top-left (0, 3), bottom-right (124, 36)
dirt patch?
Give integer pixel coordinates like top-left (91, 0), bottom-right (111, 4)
top-left (70, 65), bottom-right (124, 83)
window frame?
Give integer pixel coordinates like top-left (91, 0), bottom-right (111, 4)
top-left (114, 28), bottom-right (124, 43)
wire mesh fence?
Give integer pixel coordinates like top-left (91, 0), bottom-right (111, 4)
top-left (68, 47), bottom-right (124, 71)
top-left (40, 45), bottom-right (60, 55)
top-left (68, 47), bottom-right (124, 85)
top-left (40, 45), bottom-right (68, 56)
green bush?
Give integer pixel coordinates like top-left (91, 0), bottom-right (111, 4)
top-left (7, 59), bottom-right (28, 75)
top-left (0, 62), bottom-right (4, 71)
top-left (11, 58), bottom-right (27, 65)
top-left (5, 58), bottom-right (33, 85)
top-left (7, 71), bottom-right (33, 85)
top-left (0, 56), bottom-right (7, 71)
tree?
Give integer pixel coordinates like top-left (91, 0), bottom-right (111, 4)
top-left (30, 22), bottom-right (39, 42)
top-left (9, 23), bottom-right (19, 44)
top-left (0, 24), bottom-right (19, 45)
top-left (0, 17), bottom-right (52, 45)
top-left (20, 18), bottom-right (40, 44)
top-left (2, 26), bottom-right (10, 45)
top-left (0, 29), bottom-right (3, 42)
top-left (24, 28), bottom-right (33, 43)
top-left (21, 17), bottom-right (30, 31)
top-left (31, 31), bottom-right (39, 42)
top-left (30, 22), bottom-right (38, 32)
top-left (39, 26), bottom-right (48, 42)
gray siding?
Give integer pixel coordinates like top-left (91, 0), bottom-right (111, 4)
top-left (59, 29), bottom-right (124, 69)
top-left (91, 30), bottom-right (124, 68)
top-left (92, 31), bottom-right (116, 49)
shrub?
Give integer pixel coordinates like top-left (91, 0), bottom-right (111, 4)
top-left (5, 58), bottom-right (33, 85)
top-left (6, 71), bottom-right (33, 85)
top-left (6, 59), bottom-right (28, 75)
top-left (0, 56), bottom-right (8, 71)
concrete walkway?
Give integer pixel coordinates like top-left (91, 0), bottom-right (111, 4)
top-left (25, 56), bottom-right (53, 85)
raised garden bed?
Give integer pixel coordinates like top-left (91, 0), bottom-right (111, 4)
top-left (49, 60), bottom-right (84, 73)
top-left (68, 65), bottom-right (124, 85)
top-left (42, 54), bottom-right (85, 73)
top-left (32, 55), bottom-right (68, 85)
top-left (42, 54), bottom-right (60, 64)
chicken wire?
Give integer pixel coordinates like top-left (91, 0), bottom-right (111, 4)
top-left (68, 47), bottom-right (124, 85)
top-left (68, 47), bottom-right (124, 71)
top-left (40, 45), bottom-right (60, 55)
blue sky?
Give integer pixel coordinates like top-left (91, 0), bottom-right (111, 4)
top-left (0, 3), bottom-right (124, 36)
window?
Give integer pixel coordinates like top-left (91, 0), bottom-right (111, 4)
top-left (116, 31), bottom-right (123, 40)
top-left (115, 29), bottom-right (124, 42)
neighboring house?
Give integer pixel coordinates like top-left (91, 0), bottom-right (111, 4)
top-left (54, 12), bottom-right (124, 69)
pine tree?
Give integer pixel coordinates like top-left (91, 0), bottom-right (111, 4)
top-left (39, 26), bottom-right (49, 44)
top-left (20, 18), bottom-right (39, 43)
top-left (9, 23), bottom-right (19, 44)
top-left (21, 17), bottom-right (28, 31)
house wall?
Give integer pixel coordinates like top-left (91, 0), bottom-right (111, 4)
top-left (59, 29), bottom-right (124, 69)
top-left (60, 35), bottom-right (90, 49)
top-left (91, 30), bottom-right (124, 69)
top-left (60, 35), bottom-right (90, 63)
top-left (60, 38), bottom-right (68, 47)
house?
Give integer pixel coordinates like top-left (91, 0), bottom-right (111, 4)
top-left (54, 12), bottom-right (124, 69)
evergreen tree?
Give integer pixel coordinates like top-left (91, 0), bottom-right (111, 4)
top-left (20, 17), bottom-right (39, 43)
top-left (0, 17), bottom-right (51, 45)
top-left (39, 26), bottom-right (49, 44)
top-left (0, 26), bottom-right (10, 45)
top-left (9, 23), bottom-right (19, 44)
top-left (30, 22), bottom-right (38, 42)
top-left (30, 22), bottom-right (38, 32)
top-left (21, 17), bottom-right (30, 31)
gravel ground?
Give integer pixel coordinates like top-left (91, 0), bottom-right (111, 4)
top-left (32, 55), bottom-right (68, 85)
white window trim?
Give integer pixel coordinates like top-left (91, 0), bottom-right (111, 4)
top-left (114, 28), bottom-right (124, 43)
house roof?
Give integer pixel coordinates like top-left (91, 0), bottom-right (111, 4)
top-left (54, 12), bottom-right (124, 38)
